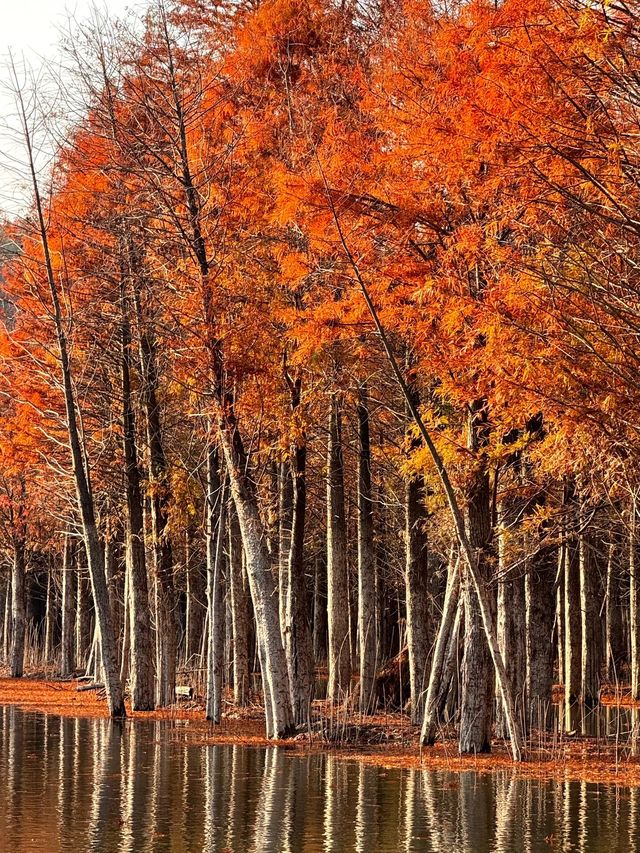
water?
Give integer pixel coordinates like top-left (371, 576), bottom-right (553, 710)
top-left (0, 706), bottom-right (638, 852)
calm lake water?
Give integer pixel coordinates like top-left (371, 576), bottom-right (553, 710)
top-left (0, 706), bottom-right (638, 852)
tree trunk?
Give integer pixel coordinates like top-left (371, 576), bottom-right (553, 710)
top-left (286, 444), bottom-right (314, 725)
top-left (441, 599), bottom-right (462, 724)
top-left (18, 79), bottom-right (124, 716)
top-left (459, 401), bottom-right (495, 755)
top-left (326, 393), bottom-right (351, 702)
top-left (405, 472), bottom-right (431, 725)
top-left (495, 502), bottom-right (524, 739)
top-left (10, 533), bottom-right (26, 679)
top-left (43, 562), bottom-right (56, 667)
top-left (0, 578), bottom-right (5, 664)
top-left (332, 214), bottom-right (522, 759)
top-left (357, 386), bottom-right (377, 715)
top-left (121, 283), bottom-right (155, 711)
top-left (556, 560), bottom-right (564, 710)
top-left (229, 502), bottom-right (250, 707)
top-left (563, 484), bottom-right (581, 729)
top-left (215, 400), bottom-right (294, 737)
top-left (278, 461), bottom-right (293, 643)
top-left (151, 499), bottom-right (177, 708)
top-left (313, 552), bottom-right (328, 664)
top-left (60, 536), bottom-right (76, 677)
top-left (2, 578), bottom-right (11, 664)
top-left (496, 534), bottom-right (526, 739)
top-left (75, 567), bottom-right (91, 671)
top-left (605, 530), bottom-right (624, 683)
top-left (580, 524), bottom-right (602, 706)
top-left (206, 447), bottom-right (227, 723)
top-left (185, 528), bottom-right (206, 665)
top-left (80, 518), bottom-right (124, 716)
top-left (630, 495), bottom-right (640, 700)
top-left (421, 554), bottom-right (461, 745)
top-left (120, 564), bottom-right (130, 685)
top-left (525, 542), bottom-right (556, 731)
top-left (267, 461), bottom-right (280, 583)
top-left (403, 375), bottom-right (432, 725)
top-left (134, 287), bottom-right (177, 708)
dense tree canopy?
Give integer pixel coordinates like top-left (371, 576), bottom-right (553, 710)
top-left (1, 0), bottom-right (639, 758)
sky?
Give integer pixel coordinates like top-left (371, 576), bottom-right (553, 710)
top-left (0, 0), bottom-right (138, 219)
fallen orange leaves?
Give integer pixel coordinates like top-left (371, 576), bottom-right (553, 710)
top-left (2, 677), bottom-right (640, 786)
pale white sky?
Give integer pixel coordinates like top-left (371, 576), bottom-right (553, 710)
top-left (0, 0), bottom-right (139, 219)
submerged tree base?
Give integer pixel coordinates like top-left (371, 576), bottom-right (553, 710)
top-left (2, 676), bottom-right (640, 786)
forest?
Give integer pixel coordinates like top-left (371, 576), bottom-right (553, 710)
top-left (0, 0), bottom-right (638, 768)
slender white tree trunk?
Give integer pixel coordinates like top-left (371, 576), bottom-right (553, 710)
top-left (206, 447), bottom-right (227, 723)
top-left (421, 554), bottom-right (461, 745)
top-left (229, 504), bottom-right (250, 706)
top-left (10, 533), bottom-right (26, 679)
top-left (60, 536), bottom-right (75, 677)
top-left (357, 386), bottom-right (377, 715)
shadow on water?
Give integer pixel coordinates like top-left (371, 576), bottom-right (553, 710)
top-left (0, 705), bottom-right (639, 851)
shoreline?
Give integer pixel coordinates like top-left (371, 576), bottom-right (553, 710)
top-left (2, 676), bottom-right (640, 786)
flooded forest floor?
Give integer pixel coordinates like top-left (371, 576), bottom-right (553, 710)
top-left (3, 675), bottom-right (640, 786)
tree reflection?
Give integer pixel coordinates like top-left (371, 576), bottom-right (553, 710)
top-left (0, 710), bottom-right (637, 851)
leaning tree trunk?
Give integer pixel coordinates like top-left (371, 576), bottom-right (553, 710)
top-left (76, 502), bottom-right (124, 717)
top-left (206, 446), bottom-right (227, 724)
top-left (192, 81), bottom-right (293, 734)
top-left (22, 98), bottom-right (124, 716)
top-left (60, 536), bottom-right (76, 677)
top-left (213, 375), bottom-right (294, 737)
top-left (357, 386), bottom-right (377, 715)
top-left (10, 531), bottom-right (26, 679)
top-left (495, 491), bottom-right (528, 739)
top-left (459, 401), bottom-right (495, 755)
top-left (421, 554), bottom-right (461, 745)
top-left (331, 205), bottom-right (522, 759)
top-left (222, 446), bottom-right (294, 736)
top-left (326, 393), bottom-right (351, 702)
top-left (121, 283), bottom-right (154, 711)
